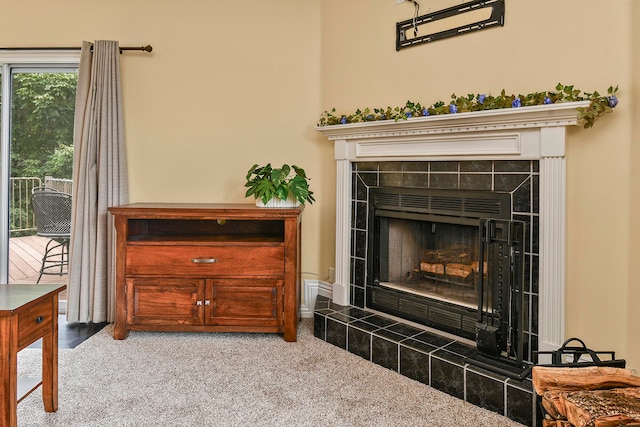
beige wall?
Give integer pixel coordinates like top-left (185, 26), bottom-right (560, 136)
top-left (1, 0), bottom-right (336, 292)
top-left (3, 0), bottom-right (638, 369)
top-left (320, 0), bottom-right (639, 369)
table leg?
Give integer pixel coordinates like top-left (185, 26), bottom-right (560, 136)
top-left (41, 296), bottom-right (59, 412)
top-left (0, 316), bottom-right (18, 427)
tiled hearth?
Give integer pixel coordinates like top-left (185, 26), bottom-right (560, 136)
top-left (313, 295), bottom-right (539, 426)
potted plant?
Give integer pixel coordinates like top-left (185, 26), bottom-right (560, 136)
top-left (245, 163), bottom-right (315, 207)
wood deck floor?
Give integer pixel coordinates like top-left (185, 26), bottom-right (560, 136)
top-left (9, 235), bottom-right (68, 299)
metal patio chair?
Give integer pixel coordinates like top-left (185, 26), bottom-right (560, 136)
top-left (31, 186), bottom-right (72, 283)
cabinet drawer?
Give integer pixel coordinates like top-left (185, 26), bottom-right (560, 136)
top-left (18, 297), bottom-right (53, 349)
top-left (126, 245), bottom-right (285, 276)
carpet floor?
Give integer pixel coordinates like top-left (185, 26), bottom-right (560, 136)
top-left (17, 320), bottom-right (525, 426)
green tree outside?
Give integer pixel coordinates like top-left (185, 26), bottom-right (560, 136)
top-left (10, 72), bottom-right (77, 179)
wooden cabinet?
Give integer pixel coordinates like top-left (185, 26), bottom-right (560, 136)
top-left (108, 203), bottom-right (303, 341)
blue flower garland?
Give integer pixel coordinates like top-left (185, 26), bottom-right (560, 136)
top-left (318, 83), bottom-right (618, 129)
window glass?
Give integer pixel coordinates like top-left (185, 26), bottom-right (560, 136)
top-left (0, 51), bottom-right (79, 284)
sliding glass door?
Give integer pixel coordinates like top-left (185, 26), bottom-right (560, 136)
top-left (0, 50), bottom-right (79, 285)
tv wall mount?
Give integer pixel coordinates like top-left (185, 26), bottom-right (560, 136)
top-left (396, 0), bottom-right (505, 51)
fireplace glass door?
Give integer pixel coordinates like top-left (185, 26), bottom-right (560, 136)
top-left (375, 216), bottom-right (482, 309)
top-left (366, 187), bottom-right (513, 340)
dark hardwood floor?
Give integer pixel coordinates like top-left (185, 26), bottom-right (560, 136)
top-left (29, 315), bottom-right (108, 349)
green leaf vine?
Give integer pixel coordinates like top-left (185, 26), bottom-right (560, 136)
top-left (317, 84), bottom-right (618, 129)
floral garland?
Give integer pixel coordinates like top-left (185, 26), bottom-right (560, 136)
top-left (317, 83), bottom-right (618, 129)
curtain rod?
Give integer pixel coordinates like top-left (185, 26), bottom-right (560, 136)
top-left (115, 45), bottom-right (153, 53)
top-left (0, 45), bottom-right (153, 53)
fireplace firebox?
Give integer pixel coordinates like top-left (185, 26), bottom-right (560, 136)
top-left (367, 187), bottom-right (529, 376)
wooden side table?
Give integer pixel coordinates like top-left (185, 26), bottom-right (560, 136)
top-left (0, 284), bottom-right (66, 427)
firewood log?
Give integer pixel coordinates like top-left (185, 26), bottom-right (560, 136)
top-left (532, 367), bottom-right (640, 395)
top-left (419, 262), bottom-right (444, 275)
top-left (542, 420), bottom-right (573, 427)
top-left (542, 390), bottom-right (568, 419)
top-left (561, 387), bottom-right (640, 427)
top-left (594, 414), bottom-right (640, 427)
top-left (443, 263), bottom-right (473, 279)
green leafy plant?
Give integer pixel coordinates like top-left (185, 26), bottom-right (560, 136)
top-left (317, 83), bottom-right (619, 129)
top-left (245, 163), bottom-right (315, 205)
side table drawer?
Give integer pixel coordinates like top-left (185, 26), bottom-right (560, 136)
top-left (18, 298), bottom-right (53, 349)
top-left (126, 245), bottom-right (285, 277)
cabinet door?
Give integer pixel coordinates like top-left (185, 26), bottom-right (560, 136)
top-left (205, 279), bottom-right (283, 327)
top-left (126, 278), bottom-right (204, 326)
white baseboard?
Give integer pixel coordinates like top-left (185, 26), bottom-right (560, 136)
top-left (300, 279), bottom-right (333, 318)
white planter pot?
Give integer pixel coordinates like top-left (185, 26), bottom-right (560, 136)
top-left (255, 195), bottom-right (301, 208)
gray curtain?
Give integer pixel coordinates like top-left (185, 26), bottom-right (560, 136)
top-left (67, 40), bottom-right (128, 323)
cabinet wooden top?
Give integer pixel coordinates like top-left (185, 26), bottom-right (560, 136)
top-left (108, 203), bottom-right (304, 220)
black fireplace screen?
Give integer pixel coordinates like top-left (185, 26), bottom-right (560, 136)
top-left (367, 187), bottom-right (528, 373)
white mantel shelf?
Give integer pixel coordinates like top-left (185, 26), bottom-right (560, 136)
top-left (317, 100), bottom-right (592, 353)
top-left (317, 101), bottom-right (590, 140)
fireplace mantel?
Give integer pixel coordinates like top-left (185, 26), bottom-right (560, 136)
top-left (317, 100), bottom-right (591, 352)
top-left (318, 101), bottom-right (590, 140)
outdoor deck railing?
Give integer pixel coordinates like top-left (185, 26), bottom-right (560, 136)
top-left (10, 176), bottom-right (72, 235)
top-left (44, 176), bottom-right (73, 194)
top-left (10, 177), bottom-right (41, 234)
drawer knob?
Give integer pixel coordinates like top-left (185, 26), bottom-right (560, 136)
top-left (35, 316), bottom-right (44, 324)
top-left (196, 300), bottom-right (203, 306)
top-left (191, 258), bottom-right (217, 264)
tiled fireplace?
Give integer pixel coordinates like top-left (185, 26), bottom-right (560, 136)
top-left (356, 161), bottom-right (535, 361)
top-left (315, 101), bottom-right (591, 426)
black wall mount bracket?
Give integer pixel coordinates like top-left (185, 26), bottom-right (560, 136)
top-left (396, 0), bottom-right (505, 51)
